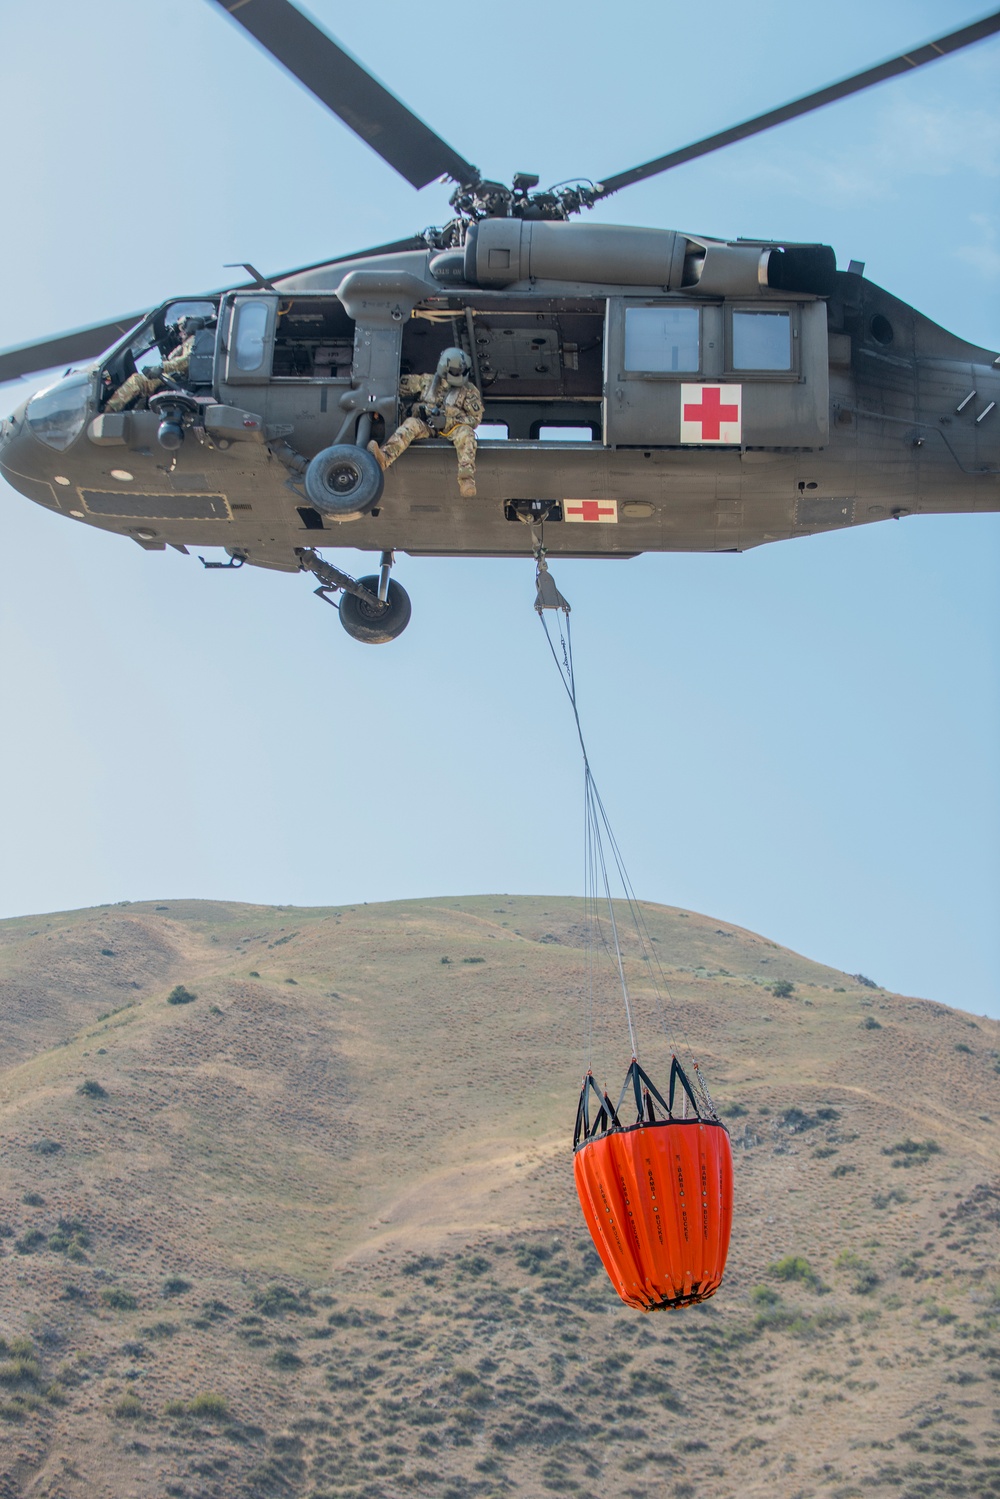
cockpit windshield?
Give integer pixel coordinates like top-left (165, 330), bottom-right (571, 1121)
top-left (26, 371), bottom-right (92, 451)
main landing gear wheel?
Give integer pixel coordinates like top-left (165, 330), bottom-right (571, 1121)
top-left (338, 575), bottom-right (412, 644)
top-left (304, 444), bottom-right (383, 521)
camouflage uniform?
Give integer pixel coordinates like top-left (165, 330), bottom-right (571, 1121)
top-left (376, 373), bottom-right (484, 496)
top-left (104, 334), bottom-right (196, 413)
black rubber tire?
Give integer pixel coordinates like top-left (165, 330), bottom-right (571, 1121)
top-left (304, 444), bottom-right (383, 520)
top-left (338, 576), bottom-right (412, 645)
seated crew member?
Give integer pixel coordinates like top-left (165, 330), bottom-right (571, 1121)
top-left (105, 315), bottom-right (212, 413)
top-left (369, 347), bottom-right (483, 498)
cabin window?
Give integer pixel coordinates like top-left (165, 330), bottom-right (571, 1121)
top-left (272, 297), bottom-right (356, 378)
top-left (234, 301), bottom-right (269, 372)
top-left (624, 306), bottom-right (700, 373)
top-left (731, 310), bottom-right (791, 371)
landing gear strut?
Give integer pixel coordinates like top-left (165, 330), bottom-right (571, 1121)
top-left (296, 548), bottom-right (412, 645)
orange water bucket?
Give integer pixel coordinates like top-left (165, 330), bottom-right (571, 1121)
top-left (573, 1059), bottom-right (734, 1311)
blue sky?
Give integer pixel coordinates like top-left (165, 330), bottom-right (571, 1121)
top-left (0, 0), bottom-right (997, 1017)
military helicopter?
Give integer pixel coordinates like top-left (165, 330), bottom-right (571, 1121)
top-left (1, 3), bottom-right (997, 644)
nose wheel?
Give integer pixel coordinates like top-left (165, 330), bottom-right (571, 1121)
top-left (295, 547), bottom-right (412, 645)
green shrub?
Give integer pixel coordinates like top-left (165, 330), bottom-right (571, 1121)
top-left (200, 1299), bottom-right (232, 1320)
top-left (882, 1138), bottom-right (941, 1168)
top-left (921, 1299), bottom-right (957, 1325)
top-left (781, 1107), bottom-right (820, 1133)
top-left (853, 973), bottom-right (878, 989)
top-left (161, 1277), bottom-right (191, 1297)
top-left (0, 1360), bottom-right (40, 1389)
top-left (165, 985), bottom-right (197, 1006)
top-left (455, 1254), bottom-right (490, 1278)
top-left (100, 1288), bottom-right (138, 1311)
top-left (768, 1255), bottom-right (823, 1291)
top-left (831, 1163), bottom-right (857, 1178)
top-left (462, 956), bottom-right (486, 964)
top-left (719, 1102), bottom-right (748, 1118)
top-left (248, 971), bottom-right (260, 978)
top-left (270, 1349), bottom-right (303, 1370)
top-left (954, 1042), bottom-right (973, 1054)
top-left (872, 1187), bottom-right (909, 1209)
top-left (188, 1392), bottom-right (230, 1420)
top-left (860, 1016), bottom-right (882, 1030)
top-left (770, 980), bottom-right (795, 998)
top-left (22, 1193), bottom-right (44, 1206)
top-left (113, 1393), bottom-right (143, 1419)
top-left (30, 1139), bottom-right (61, 1156)
top-left (165, 1392), bottom-right (229, 1421)
top-left (77, 1079), bottom-right (107, 1098)
top-left (14, 1229), bottom-right (46, 1255)
top-left (252, 1284), bottom-right (312, 1317)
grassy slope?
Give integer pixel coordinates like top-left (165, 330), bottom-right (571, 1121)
top-left (0, 895), bottom-right (997, 1499)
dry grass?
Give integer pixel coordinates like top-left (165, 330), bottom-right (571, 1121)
top-left (0, 895), bottom-right (997, 1497)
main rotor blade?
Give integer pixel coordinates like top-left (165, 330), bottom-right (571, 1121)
top-left (207, 0), bottom-right (478, 190)
top-left (0, 314), bottom-right (148, 385)
top-left (596, 10), bottom-right (1000, 199)
top-left (0, 236), bottom-right (430, 384)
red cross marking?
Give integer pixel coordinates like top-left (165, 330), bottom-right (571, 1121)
top-left (565, 500), bottom-right (616, 521)
top-left (683, 386), bottom-right (739, 440)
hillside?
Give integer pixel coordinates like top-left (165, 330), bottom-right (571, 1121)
top-left (0, 895), bottom-right (997, 1499)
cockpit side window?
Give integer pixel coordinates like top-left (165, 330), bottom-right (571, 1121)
top-left (99, 298), bottom-right (219, 409)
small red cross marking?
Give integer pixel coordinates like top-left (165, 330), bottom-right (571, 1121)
top-left (683, 386), bottom-right (740, 440)
top-left (565, 500), bottom-right (616, 521)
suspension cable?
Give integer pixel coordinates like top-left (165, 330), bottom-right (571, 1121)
top-left (539, 600), bottom-right (638, 1061)
top-left (536, 554), bottom-right (700, 1072)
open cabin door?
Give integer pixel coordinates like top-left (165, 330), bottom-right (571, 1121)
top-left (604, 298), bottom-right (829, 448)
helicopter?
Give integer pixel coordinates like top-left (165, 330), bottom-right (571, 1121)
top-left (0, 2), bottom-right (997, 644)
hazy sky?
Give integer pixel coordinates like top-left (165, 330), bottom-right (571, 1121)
top-left (1, 1), bottom-right (997, 1017)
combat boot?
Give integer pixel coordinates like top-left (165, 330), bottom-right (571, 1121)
top-left (458, 475), bottom-right (477, 498)
top-left (367, 440), bottom-right (388, 472)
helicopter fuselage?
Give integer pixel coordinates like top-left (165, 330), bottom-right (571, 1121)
top-left (2, 226), bottom-right (997, 575)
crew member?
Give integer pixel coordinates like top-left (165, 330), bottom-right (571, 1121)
top-left (369, 347), bottom-right (483, 498)
top-left (105, 315), bottom-right (211, 413)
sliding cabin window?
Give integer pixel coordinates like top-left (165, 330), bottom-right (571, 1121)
top-left (624, 306), bottom-right (700, 374)
top-left (731, 309), bottom-right (792, 372)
